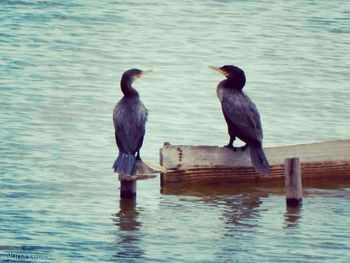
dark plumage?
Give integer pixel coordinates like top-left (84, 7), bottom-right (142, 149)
top-left (210, 65), bottom-right (270, 176)
top-left (112, 68), bottom-right (150, 175)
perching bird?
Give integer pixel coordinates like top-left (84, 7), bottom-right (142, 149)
top-left (209, 65), bottom-right (270, 176)
top-left (112, 68), bottom-right (151, 175)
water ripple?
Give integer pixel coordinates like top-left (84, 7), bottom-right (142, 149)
top-left (1, 0), bottom-right (350, 262)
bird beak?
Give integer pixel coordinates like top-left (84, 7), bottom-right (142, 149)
top-left (208, 66), bottom-right (228, 77)
top-left (136, 70), bottom-right (152, 78)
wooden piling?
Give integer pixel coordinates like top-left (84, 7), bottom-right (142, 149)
top-left (284, 158), bottom-right (302, 207)
top-left (118, 161), bottom-right (163, 199)
top-left (119, 174), bottom-right (137, 199)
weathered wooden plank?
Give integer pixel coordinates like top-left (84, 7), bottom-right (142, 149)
top-left (160, 140), bottom-right (350, 186)
top-left (160, 140), bottom-right (350, 169)
top-left (134, 161), bottom-right (163, 180)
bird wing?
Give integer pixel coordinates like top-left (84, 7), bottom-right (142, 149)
top-left (221, 90), bottom-right (263, 144)
top-left (113, 98), bottom-right (148, 153)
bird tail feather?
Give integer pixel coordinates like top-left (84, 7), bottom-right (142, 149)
top-left (112, 153), bottom-right (137, 175)
top-left (249, 146), bottom-right (270, 176)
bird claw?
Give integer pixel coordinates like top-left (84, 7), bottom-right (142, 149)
top-left (224, 144), bottom-right (240, 152)
top-left (224, 144), bottom-right (234, 150)
top-left (136, 153), bottom-right (142, 161)
top-left (224, 144), bottom-right (248, 152)
top-left (238, 144), bottom-right (248, 152)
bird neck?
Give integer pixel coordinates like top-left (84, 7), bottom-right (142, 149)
top-left (120, 77), bottom-right (139, 97)
top-left (224, 78), bottom-right (245, 91)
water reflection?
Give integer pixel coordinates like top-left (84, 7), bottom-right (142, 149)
top-left (213, 192), bottom-right (267, 262)
top-left (222, 193), bottom-right (265, 227)
top-left (162, 184), bottom-right (268, 227)
top-left (112, 199), bottom-right (144, 260)
top-left (284, 205), bottom-right (302, 228)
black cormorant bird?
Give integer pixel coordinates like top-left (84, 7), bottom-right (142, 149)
top-left (112, 68), bottom-right (151, 175)
top-left (209, 65), bottom-right (270, 176)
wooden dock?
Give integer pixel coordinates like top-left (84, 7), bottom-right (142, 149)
top-left (159, 139), bottom-right (350, 187)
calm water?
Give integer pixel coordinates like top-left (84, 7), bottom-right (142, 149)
top-left (1, 0), bottom-right (350, 262)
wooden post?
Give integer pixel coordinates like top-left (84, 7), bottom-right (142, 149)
top-left (117, 161), bottom-right (163, 199)
top-left (119, 174), bottom-right (137, 199)
top-left (284, 157), bottom-right (302, 207)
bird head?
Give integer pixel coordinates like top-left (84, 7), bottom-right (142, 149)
top-left (122, 68), bottom-right (152, 83)
top-left (209, 65), bottom-right (246, 90)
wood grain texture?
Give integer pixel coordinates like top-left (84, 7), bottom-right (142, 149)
top-left (160, 140), bottom-right (350, 186)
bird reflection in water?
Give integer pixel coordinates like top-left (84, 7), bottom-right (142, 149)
top-left (112, 199), bottom-right (144, 260)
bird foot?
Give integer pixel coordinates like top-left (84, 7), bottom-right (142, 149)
top-left (224, 144), bottom-right (240, 152)
top-left (238, 144), bottom-right (248, 152)
top-left (224, 144), bottom-right (234, 149)
top-left (224, 144), bottom-right (248, 152)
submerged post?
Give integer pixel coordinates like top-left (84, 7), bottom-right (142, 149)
top-left (119, 174), bottom-right (137, 199)
top-left (284, 157), bottom-right (302, 207)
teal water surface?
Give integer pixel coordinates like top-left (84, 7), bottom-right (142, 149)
top-left (1, 0), bottom-right (350, 262)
